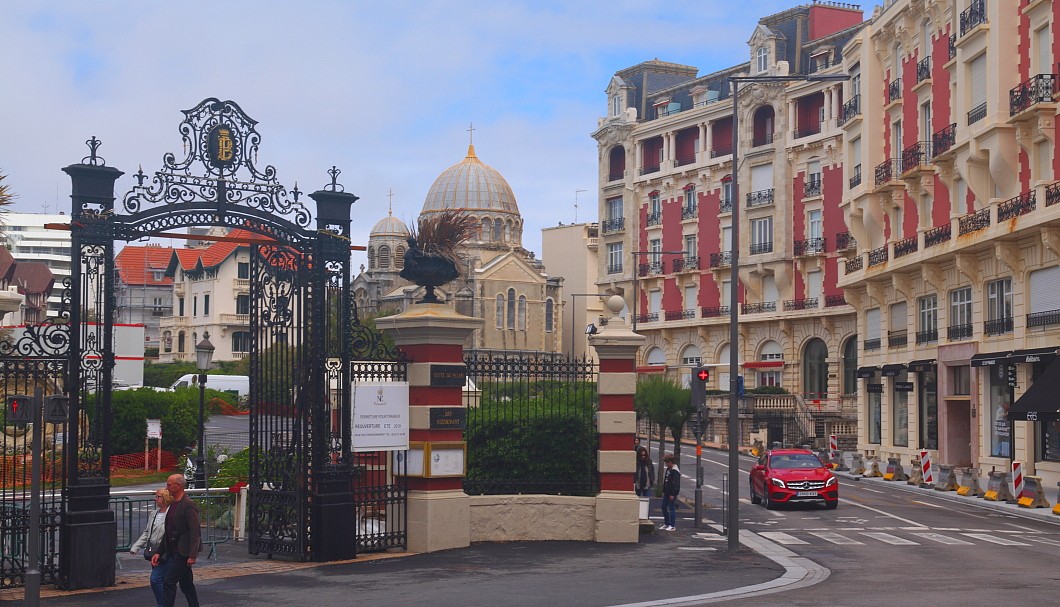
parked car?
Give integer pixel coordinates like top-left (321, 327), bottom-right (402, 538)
top-left (749, 448), bottom-right (838, 510)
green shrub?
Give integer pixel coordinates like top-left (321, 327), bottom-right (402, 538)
top-left (84, 388), bottom-right (231, 454)
top-left (748, 385), bottom-right (789, 395)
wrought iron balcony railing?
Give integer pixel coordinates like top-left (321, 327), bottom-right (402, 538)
top-left (998, 190), bottom-right (1036, 222)
top-left (1048, 182), bottom-right (1060, 207)
top-left (933, 123), bottom-right (957, 156)
top-left (719, 198), bottom-right (733, 213)
top-left (709, 251), bottom-right (732, 268)
top-left (916, 329), bottom-right (939, 344)
top-left (665, 309), bottom-right (696, 321)
top-left (804, 176), bottom-right (822, 197)
top-left (646, 210), bottom-right (662, 226)
top-left (1028, 309), bottom-right (1060, 328)
top-left (845, 255), bottom-right (863, 273)
top-left (948, 34), bottom-right (957, 60)
top-left (888, 330), bottom-right (908, 348)
top-left (742, 302), bottom-right (777, 314)
top-left (947, 323), bottom-right (973, 341)
top-left (1010, 74), bottom-right (1058, 116)
top-left (637, 312), bottom-right (659, 324)
top-left (749, 241), bottom-right (774, 255)
top-left (675, 154), bottom-right (697, 167)
top-left (960, 0), bottom-right (986, 37)
top-left (681, 204), bottom-right (697, 220)
top-left (958, 208), bottom-right (990, 235)
top-left (752, 133), bottom-right (775, 147)
top-left (601, 217), bottom-right (624, 233)
top-left (984, 317), bottom-right (1014, 336)
top-left (671, 256), bottom-right (699, 272)
top-left (888, 78), bottom-right (902, 103)
top-left (836, 231), bottom-right (856, 252)
top-left (794, 237), bottom-right (826, 256)
top-left (901, 141), bottom-right (933, 173)
top-left (968, 102), bottom-right (987, 125)
top-left (849, 165), bottom-right (862, 189)
top-left (893, 236), bottom-right (918, 258)
top-left (639, 262), bottom-right (663, 276)
top-left (916, 56), bottom-right (931, 83)
top-left (746, 189), bottom-right (775, 208)
top-left (864, 338), bottom-right (882, 351)
top-left (868, 245), bottom-right (889, 267)
top-left (924, 224), bottom-right (951, 248)
top-left (710, 144), bottom-right (733, 158)
top-left (640, 165), bottom-right (661, 175)
top-left (825, 294), bottom-right (847, 307)
top-left (842, 94), bottom-right (861, 123)
top-left (606, 263), bottom-right (623, 274)
top-left (795, 123), bottom-right (822, 139)
top-left (784, 298), bottom-right (818, 311)
top-left (875, 158), bottom-right (902, 186)
top-left (702, 305), bottom-right (731, 318)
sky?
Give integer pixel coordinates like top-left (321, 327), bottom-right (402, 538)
top-left (0, 0), bottom-right (865, 269)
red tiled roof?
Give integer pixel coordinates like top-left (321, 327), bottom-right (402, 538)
top-left (115, 245), bottom-right (179, 286)
top-left (10, 262), bottom-right (54, 296)
top-left (166, 229), bottom-right (265, 275)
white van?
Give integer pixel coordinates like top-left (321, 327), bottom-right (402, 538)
top-left (170, 374), bottom-right (250, 397)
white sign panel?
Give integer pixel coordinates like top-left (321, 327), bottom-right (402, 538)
top-left (352, 382), bottom-right (409, 452)
top-left (146, 419), bottom-right (162, 439)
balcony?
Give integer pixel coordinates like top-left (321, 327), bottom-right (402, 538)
top-left (867, 245), bottom-right (888, 267)
top-left (804, 176), bottom-right (822, 197)
top-left (825, 294), bottom-right (847, 307)
top-left (888, 329), bottom-right (908, 348)
top-left (888, 78), bottom-right (902, 103)
top-left (646, 210), bottom-right (662, 227)
top-left (959, 0), bottom-right (986, 37)
top-left (842, 94), bottom-right (861, 123)
top-left (640, 165), bottom-right (661, 176)
top-left (947, 323), bottom-right (973, 341)
top-left (875, 158), bottom-right (902, 187)
top-left (675, 154), bottom-right (697, 167)
top-left (984, 316), bottom-right (1014, 336)
top-left (1048, 182), bottom-right (1060, 207)
top-left (845, 255), bottom-right (863, 273)
top-left (638, 262), bottom-right (663, 277)
top-left (864, 338), bottom-right (882, 351)
top-left (671, 256), bottom-right (699, 272)
top-left (924, 224), bottom-right (952, 248)
top-left (719, 198), bottom-right (733, 214)
top-left (1010, 74), bottom-right (1057, 117)
top-left (957, 208), bottom-right (990, 235)
top-left (220, 313), bottom-right (250, 325)
top-left (702, 305), bottom-right (731, 318)
top-left (742, 302), bottom-right (777, 314)
top-left (901, 141), bottom-right (933, 173)
top-left (606, 263), bottom-right (623, 275)
top-left (794, 237), bottom-right (826, 257)
top-left (709, 251), bottom-right (732, 268)
top-left (1028, 309), bottom-right (1060, 328)
top-left (749, 241), bottom-right (773, 255)
top-left (835, 231), bottom-right (856, 252)
top-left (601, 217), bottom-right (624, 233)
top-left (948, 34), bottom-right (957, 61)
top-left (233, 278), bottom-right (251, 291)
top-left (933, 123), bottom-right (957, 156)
top-left (795, 123), bottom-right (822, 139)
top-left (746, 189), bottom-right (775, 208)
top-left (752, 133), bottom-right (775, 147)
top-left (849, 165), bottom-right (862, 189)
top-left (637, 312), bottom-right (659, 324)
top-left (608, 170), bottom-right (624, 182)
top-left (893, 236), bottom-right (918, 259)
top-left (681, 204), bottom-right (697, 220)
top-left (916, 329), bottom-right (939, 344)
top-left (784, 298), bottom-right (818, 311)
top-left (665, 309), bottom-right (696, 321)
top-left (998, 190), bottom-right (1036, 222)
top-left (710, 144), bottom-right (733, 158)
top-left (916, 56), bottom-right (931, 83)
top-left (968, 102), bottom-right (987, 125)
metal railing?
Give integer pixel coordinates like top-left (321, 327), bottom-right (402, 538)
top-left (672, 256), bottom-right (699, 272)
top-left (998, 190), bottom-right (1036, 221)
top-left (836, 231), bottom-right (856, 252)
top-left (709, 251), bottom-right (732, 268)
top-left (639, 262), bottom-right (663, 276)
top-left (749, 241), bottom-right (773, 255)
top-left (901, 141), bottom-right (933, 172)
top-left (113, 490), bottom-right (234, 560)
top-left (601, 217), bottom-right (624, 233)
top-left (933, 123), bottom-right (957, 156)
top-left (746, 189), bottom-right (775, 208)
top-left (741, 302), bottom-right (777, 314)
top-left (985, 317), bottom-right (1014, 336)
top-left (842, 94), bottom-right (861, 123)
top-left (948, 34), bottom-right (957, 60)
top-left (1028, 309), bottom-right (1060, 328)
top-left (925, 224), bottom-right (951, 247)
top-left (968, 102), bottom-right (987, 125)
top-left (849, 165), bottom-right (862, 189)
top-left (702, 305), bottom-right (731, 318)
top-left (875, 158), bottom-right (902, 186)
top-left (825, 294), bottom-right (847, 307)
top-left (637, 312), bottom-right (659, 324)
top-left (794, 237), bottom-right (826, 256)
top-left (917, 56), bottom-right (931, 83)
top-left (958, 208), bottom-right (990, 235)
top-left (864, 338), bottom-right (881, 351)
top-left (888, 78), bottom-right (902, 102)
top-left (960, 0), bottom-right (987, 37)
top-left (719, 198), bottom-right (733, 213)
top-left (1048, 182), bottom-right (1060, 207)
top-left (887, 330), bottom-right (908, 348)
top-left (784, 298), bottom-right (818, 311)
top-left (646, 210), bottom-right (662, 226)
top-left (606, 263), bottom-right (623, 274)
top-left (947, 323), bottom-right (974, 341)
top-left (893, 236), bottom-right (918, 258)
top-left (804, 176), bottom-right (822, 197)
top-left (845, 255), bottom-right (863, 273)
top-left (868, 245), bottom-right (889, 266)
top-left (675, 155), bottom-right (697, 167)
top-left (665, 309), bottom-right (696, 321)
top-left (681, 204), bottom-right (697, 220)
top-left (1010, 73), bottom-right (1057, 116)
top-left (916, 329), bottom-right (939, 344)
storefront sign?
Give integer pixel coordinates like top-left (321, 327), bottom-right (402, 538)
top-left (867, 383), bottom-right (884, 393)
top-left (430, 364), bottom-right (466, 388)
top-left (352, 382), bottom-right (410, 452)
top-left (429, 407), bottom-right (467, 430)
top-left (894, 381), bottom-right (914, 392)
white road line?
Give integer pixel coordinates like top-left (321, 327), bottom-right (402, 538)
top-left (860, 532), bottom-right (919, 545)
top-left (1027, 536), bottom-right (1060, 547)
top-left (912, 532), bottom-right (973, 545)
top-left (1003, 523), bottom-right (1040, 533)
top-left (758, 532), bottom-right (809, 545)
top-left (764, 509), bottom-right (786, 518)
top-left (703, 484), bottom-right (719, 490)
top-left (677, 546), bottom-right (717, 551)
top-left (858, 487), bottom-right (884, 494)
top-left (910, 500), bottom-right (944, 508)
top-left (842, 500), bottom-right (928, 528)
top-left (961, 533), bottom-right (1029, 546)
top-left (809, 531), bottom-right (863, 545)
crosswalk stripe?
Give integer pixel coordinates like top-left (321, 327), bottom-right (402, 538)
top-left (860, 532), bottom-right (919, 545)
top-left (912, 533), bottom-right (973, 545)
top-left (758, 532), bottom-right (809, 545)
top-left (961, 533), bottom-right (1029, 546)
top-left (1027, 537), bottom-right (1060, 547)
top-left (809, 531), bottom-right (863, 545)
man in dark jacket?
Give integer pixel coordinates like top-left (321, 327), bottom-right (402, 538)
top-left (660, 453), bottom-right (681, 531)
top-left (155, 473), bottom-right (201, 607)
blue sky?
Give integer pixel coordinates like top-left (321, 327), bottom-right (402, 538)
top-left (0, 0), bottom-right (865, 265)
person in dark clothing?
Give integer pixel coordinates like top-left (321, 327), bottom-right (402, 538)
top-left (660, 453), bottom-right (681, 531)
top-left (154, 474), bottom-right (201, 607)
top-left (634, 447), bottom-right (655, 497)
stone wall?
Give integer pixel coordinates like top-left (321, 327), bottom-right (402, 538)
top-left (469, 495), bottom-right (597, 542)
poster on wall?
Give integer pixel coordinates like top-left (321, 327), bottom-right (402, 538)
top-left (351, 382), bottom-right (410, 452)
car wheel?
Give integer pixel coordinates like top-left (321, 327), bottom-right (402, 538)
top-left (764, 488), bottom-right (775, 510)
top-left (750, 481), bottom-right (761, 505)
top-left (825, 499), bottom-right (838, 510)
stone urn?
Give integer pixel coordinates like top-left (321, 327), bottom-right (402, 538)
top-left (399, 237), bottom-right (460, 304)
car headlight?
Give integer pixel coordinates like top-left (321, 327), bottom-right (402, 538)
top-left (770, 477), bottom-right (786, 489)
top-left (825, 476), bottom-right (838, 487)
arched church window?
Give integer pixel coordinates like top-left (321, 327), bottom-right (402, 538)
top-left (494, 219), bottom-right (503, 242)
top-left (504, 221), bottom-right (511, 242)
top-left (482, 218), bottom-right (492, 241)
top-left (367, 247), bottom-right (375, 270)
top-left (545, 299), bottom-right (554, 333)
top-left (379, 245), bottom-right (391, 269)
top-left (507, 288), bottom-right (516, 329)
top-left (395, 245), bottom-right (406, 269)
top-left (178, 331), bottom-right (186, 353)
top-left (518, 295), bottom-right (527, 330)
top-left (496, 295), bottom-right (505, 329)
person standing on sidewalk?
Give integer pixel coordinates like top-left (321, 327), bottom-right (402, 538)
top-left (635, 447), bottom-right (655, 497)
top-left (661, 453), bottom-right (681, 531)
top-left (156, 474), bottom-right (201, 607)
top-left (131, 488), bottom-right (174, 607)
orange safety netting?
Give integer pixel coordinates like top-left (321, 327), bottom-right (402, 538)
top-left (111, 449), bottom-right (179, 472)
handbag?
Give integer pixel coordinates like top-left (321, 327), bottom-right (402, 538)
top-left (143, 546), bottom-right (155, 561)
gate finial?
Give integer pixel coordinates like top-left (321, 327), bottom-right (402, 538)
top-left (325, 166), bottom-right (344, 192)
top-left (82, 136), bottom-right (106, 166)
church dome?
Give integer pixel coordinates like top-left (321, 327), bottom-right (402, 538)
top-left (421, 144), bottom-right (520, 216)
top-left (370, 214), bottom-right (409, 237)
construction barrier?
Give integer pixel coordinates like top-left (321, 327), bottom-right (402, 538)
top-left (1017, 476), bottom-right (1051, 509)
top-left (1011, 461), bottom-right (1024, 503)
top-left (829, 434), bottom-right (838, 455)
top-left (883, 457), bottom-right (909, 482)
top-left (1054, 483), bottom-right (1060, 516)
top-left (834, 451), bottom-right (850, 472)
top-left (984, 470), bottom-right (1015, 502)
top-left (850, 453), bottom-right (866, 475)
top-left (864, 457), bottom-right (883, 477)
top-left (957, 467), bottom-right (984, 497)
top-left (907, 456), bottom-right (924, 486)
top-left (934, 465), bottom-right (960, 492)
top-left (919, 450), bottom-right (935, 486)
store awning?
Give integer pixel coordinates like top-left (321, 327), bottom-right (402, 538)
top-left (881, 364), bottom-right (906, 377)
top-left (907, 359), bottom-right (937, 372)
top-left (856, 366), bottom-right (878, 378)
top-left (1008, 357), bottom-right (1060, 421)
top-left (970, 351), bottom-right (1012, 367)
top-left (1008, 347), bottom-right (1058, 365)
top-left (742, 361), bottom-right (784, 369)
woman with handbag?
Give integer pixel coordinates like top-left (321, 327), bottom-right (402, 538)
top-left (130, 488), bottom-right (174, 607)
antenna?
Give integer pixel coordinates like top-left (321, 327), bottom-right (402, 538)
top-left (574, 189), bottom-right (587, 223)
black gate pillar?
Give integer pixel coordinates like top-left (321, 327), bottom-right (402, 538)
top-left (308, 182), bottom-right (358, 561)
top-left (60, 146), bottom-right (121, 589)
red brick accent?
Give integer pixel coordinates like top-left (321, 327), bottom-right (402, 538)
top-left (599, 358), bottom-right (635, 373)
top-left (599, 473), bottom-right (632, 492)
top-left (407, 477), bottom-right (464, 491)
top-left (598, 394), bottom-right (634, 411)
top-left (599, 434), bottom-right (633, 451)
top-left (410, 429), bottom-right (463, 442)
top-left (400, 344), bottom-right (463, 363)
top-left (409, 386), bottom-right (462, 406)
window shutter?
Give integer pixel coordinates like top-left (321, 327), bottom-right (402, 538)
top-left (890, 301), bottom-right (907, 331)
top-left (970, 54), bottom-right (987, 108)
top-left (808, 271), bottom-right (823, 300)
top-left (762, 275), bottom-right (779, 304)
top-left (1029, 266), bottom-right (1060, 314)
top-left (866, 308), bottom-right (881, 340)
top-left (649, 289), bottom-right (662, 314)
top-left (751, 164), bottom-right (773, 192)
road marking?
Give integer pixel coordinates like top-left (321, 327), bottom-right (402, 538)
top-left (704, 484), bottom-right (719, 490)
top-left (693, 533), bottom-right (727, 541)
top-left (912, 533), bottom-right (973, 545)
top-left (758, 532), bottom-right (809, 545)
top-left (932, 527), bottom-right (961, 531)
top-left (1003, 523), bottom-right (1040, 533)
top-left (860, 532), bottom-right (919, 545)
top-left (764, 509), bottom-right (786, 518)
top-left (1027, 537), bottom-right (1060, 547)
top-left (842, 498), bottom-right (928, 528)
top-left (961, 533), bottom-right (1029, 546)
top-left (857, 487), bottom-right (884, 494)
top-left (677, 546), bottom-right (717, 551)
top-left (809, 531), bottom-right (863, 545)
top-left (910, 500), bottom-right (943, 508)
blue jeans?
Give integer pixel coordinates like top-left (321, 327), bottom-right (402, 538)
top-left (662, 494), bottom-right (677, 527)
top-left (638, 488), bottom-right (652, 498)
top-left (150, 557), bottom-right (173, 607)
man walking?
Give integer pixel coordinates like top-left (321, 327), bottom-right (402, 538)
top-left (154, 473), bottom-right (201, 607)
top-left (660, 453), bottom-right (681, 531)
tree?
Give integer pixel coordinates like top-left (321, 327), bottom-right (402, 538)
top-left (634, 375), bottom-right (694, 480)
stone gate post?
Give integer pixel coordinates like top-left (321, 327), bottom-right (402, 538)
top-left (376, 303), bottom-right (482, 553)
top-left (589, 296), bottom-right (645, 542)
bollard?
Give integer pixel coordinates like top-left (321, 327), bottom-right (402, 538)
top-left (883, 457), bottom-right (909, 482)
top-left (850, 453), bottom-right (866, 475)
top-left (919, 451), bottom-right (935, 486)
top-left (834, 451), bottom-right (850, 472)
top-left (1054, 482), bottom-right (1060, 516)
top-left (934, 465), bottom-right (960, 492)
top-left (1017, 476), bottom-right (1051, 508)
top-left (1010, 461), bottom-right (1024, 504)
top-left (957, 467), bottom-right (983, 497)
top-left (984, 470), bottom-right (1015, 502)
top-left (864, 457), bottom-right (883, 477)
top-left (907, 456), bottom-right (924, 486)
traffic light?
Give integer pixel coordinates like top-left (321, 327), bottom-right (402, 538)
top-left (690, 366), bottom-right (710, 408)
top-left (5, 394), bottom-right (35, 425)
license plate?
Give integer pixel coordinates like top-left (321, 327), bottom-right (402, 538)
top-left (796, 491), bottom-right (819, 497)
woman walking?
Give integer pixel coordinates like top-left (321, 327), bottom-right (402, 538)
top-left (634, 447), bottom-right (655, 497)
top-left (130, 488), bottom-right (174, 607)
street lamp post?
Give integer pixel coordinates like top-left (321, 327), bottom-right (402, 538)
top-left (630, 250), bottom-right (685, 331)
top-left (194, 331), bottom-right (215, 489)
top-left (725, 72), bottom-right (848, 552)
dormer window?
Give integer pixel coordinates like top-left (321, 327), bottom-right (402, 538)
top-left (611, 95), bottom-right (620, 117)
top-left (756, 47), bottom-right (769, 73)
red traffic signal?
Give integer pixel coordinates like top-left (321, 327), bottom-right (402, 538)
top-left (5, 394), bottom-right (35, 424)
top-left (696, 368), bottom-right (710, 382)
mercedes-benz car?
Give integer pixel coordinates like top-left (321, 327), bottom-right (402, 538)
top-left (749, 448), bottom-right (838, 510)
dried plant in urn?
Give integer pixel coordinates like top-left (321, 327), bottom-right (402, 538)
top-left (400, 210), bottom-right (478, 303)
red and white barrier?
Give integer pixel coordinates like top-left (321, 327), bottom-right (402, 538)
top-left (829, 434), bottom-right (838, 455)
top-left (919, 450), bottom-right (934, 484)
top-left (1012, 460), bottom-right (1024, 498)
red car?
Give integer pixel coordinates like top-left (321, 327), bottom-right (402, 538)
top-left (750, 448), bottom-right (838, 510)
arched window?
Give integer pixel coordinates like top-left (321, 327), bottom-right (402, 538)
top-left (482, 218), bottom-right (492, 241)
top-left (504, 221), bottom-right (512, 242)
top-left (545, 298), bottom-right (554, 332)
top-left (646, 347), bottom-right (666, 366)
top-left (507, 289), bottom-right (516, 329)
top-left (378, 245), bottom-right (391, 269)
top-left (758, 340), bottom-right (783, 388)
top-left (842, 336), bottom-right (858, 394)
top-left (803, 338), bottom-right (829, 399)
top-left (518, 295), bottom-right (527, 330)
top-left (609, 146), bottom-right (626, 181)
top-left (177, 331), bottom-right (186, 353)
top-left (494, 219), bottom-right (503, 242)
top-left (496, 295), bottom-right (504, 329)
top-left (395, 245), bottom-right (406, 269)
top-left (367, 247), bottom-right (375, 270)
top-left (163, 331), bottom-right (172, 353)
top-left (680, 345), bottom-right (702, 366)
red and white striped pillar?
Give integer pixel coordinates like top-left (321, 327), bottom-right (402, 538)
top-left (376, 303), bottom-right (483, 553)
top-left (920, 450), bottom-right (934, 484)
top-left (588, 296), bottom-right (646, 543)
top-left (1012, 460), bottom-right (1025, 498)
